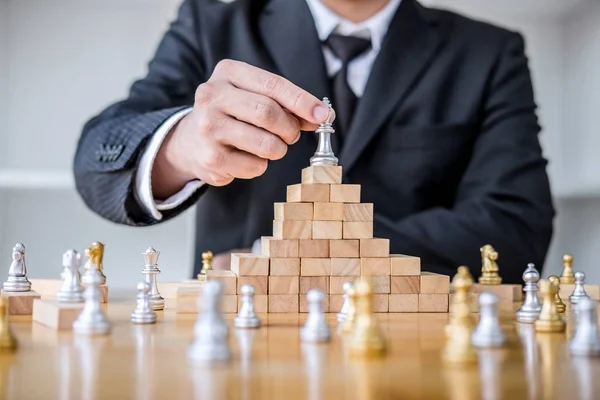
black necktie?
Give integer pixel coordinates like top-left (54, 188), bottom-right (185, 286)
top-left (324, 33), bottom-right (372, 136)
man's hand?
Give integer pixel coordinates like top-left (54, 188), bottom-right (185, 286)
top-left (211, 248), bottom-right (252, 271)
top-left (151, 60), bottom-right (331, 198)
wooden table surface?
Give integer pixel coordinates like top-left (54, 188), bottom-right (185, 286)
top-left (2, 299), bottom-right (600, 400)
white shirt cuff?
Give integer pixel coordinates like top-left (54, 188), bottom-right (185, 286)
top-left (135, 107), bottom-right (204, 220)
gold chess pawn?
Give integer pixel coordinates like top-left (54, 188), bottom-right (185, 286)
top-left (535, 278), bottom-right (566, 333)
top-left (478, 244), bottom-right (502, 285)
top-left (0, 297), bottom-right (17, 352)
top-left (84, 242), bottom-right (106, 284)
top-left (342, 284), bottom-right (357, 334)
top-left (548, 275), bottom-right (566, 313)
top-left (348, 279), bottom-right (386, 358)
top-left (559, 254), bottom-right (575, 284)
top-left (447, 266), bottom-right (475, 337)
top-left (197, 251), bottom-right (213, 281)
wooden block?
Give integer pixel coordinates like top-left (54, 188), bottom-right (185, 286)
top-left (359, 238), bottom-right (390, 257)
top-left (312, 221), bottom-right (343, 239)
top-left (268, 295), bottom-right (299, 313)
top-left (331, 258), bottom-right (361, 276)
top-left (329, 239), bottom-right (359, 258)
top-left (300, 294), bottom-right (330, 312)
top-left (372, 294), bottom-right (389, 312)
top-left (330, 276), bottom-right (355, 295)
top-left (300, 276), bottom-right (329, 294)
top-left (29, 279), bottom-right (62, 297)
top-left (371, 276), bottom-right (391, 294)
top-left (287, 184), bottom-right (330, 203)
top-left (301, 165), bottom-right (342, 184)
top-left (449, 293), bottom-right (481, 313)
top-left (361, 258), bottom-right (391, 276)
top-left (159, 281), bottom-right (205, 299)
top-left (221, 295), bottom-right (238, 313)
top-left (473, 283), bottom-right (523, 302)
top-left (330, 184), bottom-right (361, 203)
top-left (238, 295), bottom-right (268, 313)
top-left (273, 220), bottom-right (312, 239)
top-left (269, 258), bottom-right (300, 276)
top-left (300, 258), bottom-right (331, 276)
top-left (559, 284), bottom-right (600, 301)
top-left (389, 294), bottom-right (419, 312)
top-left (2, 290), bottom-right (41, 315)
top-left (390, 255), bottom-right (421, 276)
top-left (299, 240), bottom-right (329, 258)
top-left (176, 287), bottom-right (202, 314)
top-left (261, 237), bottom-right (299, 258)
top-left (313, 202), bottom-right (344, 221)
top-left (237, 276), bottom-right (268, 295)
top-left (343, 203), bottom-right (374, 222)
top-left (418, 294), bottom-right (449, 312)
top-left (231, 253), bottom-right (270, 275)
top-left (330, 294), bottom-right (344, 313)
top-left (205, 270), bottom-right (237, 294)
top-left (391, 276), bottom-right (420, 294)
top-left (343, 222), bottom-right (373, 239)
top-left (268, 276), bottom-right (299, 294)
top-left (32, 299), bottom-right (84, 330)
top-left (274, 202), bottom-right (313, 221)
top-left (420, 272), bottom-right (450, 294)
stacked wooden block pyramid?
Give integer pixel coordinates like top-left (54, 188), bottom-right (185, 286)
top-left (207, 165), bottom-right (451, 313)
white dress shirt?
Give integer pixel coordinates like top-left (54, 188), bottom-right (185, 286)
top-left (135, 0), bottom-right (401, 220)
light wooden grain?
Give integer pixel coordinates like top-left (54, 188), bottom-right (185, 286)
top-left (268, 295), bottom-right (298, 313)
top-left (300, 276), bottom-right (329, 294)
top-left (273, 202), bottom-right (314, 221)
top-left (299, 240), bottom-right (329, 258)
top-left (420, 272), bottom-right (450, 294)
top-left (237, 276), bottom-right (268, 295)
top-left (2, 290), bottom-right (41, 315)
top-left (312, 221), bottom-right (343, 239)
top-left (269, 258), bottom-right (300, 276)
top-left (301, 166), bottom-right (342, 184)
top-left (32, 299), bottom-right (84, 330)
top-left (261, 237), bottom-right (299, 258)
top-left (342, 203), bottom-right (374, 222)
top-left (300, 258), bottom-right (331, 276)
top-left (329, 184), bottom-right (361, 203)
top-left (390, 254), bottom-right (421, 276)
top-left (342, 222), bottom-right (373, 239)
top-left (391, 276), bottom-right (420, 294)
top-left (268, 276), bottom-right (299, 295)
top-left (313, 202), bottom-right (344, 221)
top-left (231, 253), bottom-right (270, 275)
top-left (359, 238), bottom-right (390, 257)
top-left (329, 239), bottom-right (359, 258)
top-left (330, 258), bottom-right (360, 276)
top-left (360, 258), bottom-right (391, 276)
top-left (287, 184), bottom-right (330, 203)
top-left (206, 270), bottom-right (237, 294)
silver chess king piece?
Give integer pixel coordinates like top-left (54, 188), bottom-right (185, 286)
top-left (309, 97), bottom-right (338, 166)
top-left (57, 249), bottom-right (84, 303)
top-left (570, 271), bottom-right (590, 309)
top-left (337, 281), bottom-right (353, 323)
top-left (3, 243), bottom-right (31, 292)
top-left (234, 284), bottom-right (261, 329)
top-left (131, 282), bottom-right (157, 324)
top-left (569, 297), bottom-right (600, 356)
top-left (516, 263), bottom-right (542, 323)
top-left (300, 289), bottom-right (331, 342)
top-left (141, 247), bottom-right (164, 311)
top-left (472, 292), bottom-right (505, 347)
top-left (73, 261), bottom-right (111, 335)
top-left (188, 281), bottom-right (231, 364)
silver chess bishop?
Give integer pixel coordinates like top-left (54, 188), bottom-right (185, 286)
top-left (472, 292), bottom-right (505, 347)
top-left (3, 243), bottom-right (31, 292)
top-left (141, 247), bottom-right (164, 311)
top-left (131, 282), bottom-right (157, 324)
top-left (569, 271), bottom-right (590, 310)
top-left (234, 284), bottom-right (261, 329)
top-left (337, 281), bottom-right (354, 323)
top-left (300, 289), bottom-right (331, 342)
top-left (516, 263), bottom-right (542, 323)
top-left (309, 98), bottom-right (338, 166)
top-left (73, 260), bottom-right (111, 335)
top-left (57, 249), bottom-right (84, 303)
top-left (569, 297), bottom-right (600, 356)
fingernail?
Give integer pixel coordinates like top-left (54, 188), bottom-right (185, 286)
top-left (291, 131), bottom-right (301, 144)
top-left (313, 105), bottom-right (329, 123)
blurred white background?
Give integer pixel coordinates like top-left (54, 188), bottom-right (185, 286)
top-left (0, 0), bottom-right (598, 288)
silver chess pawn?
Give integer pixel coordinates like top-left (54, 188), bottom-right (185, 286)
top-left (131, 282), bottom-right (157, 324)
top-left (570, 271), bottom-right (590, 310)
top-left (516, 263), bottom-right (542, 323)
top-left (3, 243), bottom-right (31, 292)
top-left (234, 284), bottom-right (261, 329)
top-left (337, 281), bottom-right (353, 323)
top-left (141, 247), bottom-right (164, 311)
top-left (188, 281), bottom-right (230, 364)
top-left (300, 289), bottom-right (331, 343)
top-left (569, 297), bottom-right (600, 356)
top-left (472, 292), bottom-right (505, 347)
top-left (57, 249), bottom-right (84, 303)
top-left (309, 98), bottom-right (338, 166)
top-left (73, 261), bottom-right (111, 335)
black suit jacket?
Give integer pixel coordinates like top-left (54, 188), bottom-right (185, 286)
top-left (74, 0), bottom-right (555, 283)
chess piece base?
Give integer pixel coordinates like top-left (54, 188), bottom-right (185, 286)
top-left (515, 309), bottom-right (541, 324)
top-left (149, 295), bottom-right (165, 311)
top-left (131, 312), bottom-right (157, 324)
top-left (1, 290), bottom-right (41, 315)
top-left (472, 331), bottom-right (505, 348)
top-left (234, 316), bottom-right (261, 329)
top-left (188, 343), bottom-right (231, 364)
top-left (534, 319), bottom-right (566, 333)
top-left (32, 299), bottom-right (84, 330)
top-left (73, 318), bottom-right (111, 335)
top-left (300, 326), bottom-right (331, 342)
top-left (477, 277), bottom-right (502, 285)
top-left (2, 278), bottom-right (31, 292)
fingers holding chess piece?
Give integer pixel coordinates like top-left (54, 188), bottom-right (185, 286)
top-left (516, 263), bottom-right (542, 323)
top-left (569, 297), bottom-right (600, 356)
top-left (131, 282), bottom-right (157, 324)
top-left (569, 272), bottom-right (590, 311)
top-left (349, 279), bottom-right (386, 358)
top-left (197, 251), bottom-right (213, 281)
top-left (560, 254), bottom-right (575, 284)
top-left (534, 278), bottom-right (565, 333)
top-left (301, 289), bottom-right (331, 343)
top-left (0, 297), bottom-right (17, 352)
top-left (3, 243), bottom-right (31, 292)
top-left (548, 275), bottom-right (566, 313)
top-left (478, 245), bottom-right (501, 285)
top-left (234, 284), bottom-right (261, 329)
top-left (472, 292), bottom-right (505, 347)
top-left (57, 250), bottom-right (84, 303)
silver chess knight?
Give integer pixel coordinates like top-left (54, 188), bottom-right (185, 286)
top-left (569, 297), bottom-right (600, 356)
top-left (300, 289), bottom-right (331, 342)
top-left (57, 249), bottom-right (84, 303)
top-left (141, 247), bottom-right (164, 311)
top-left (73, 259), bottom-right (111, 335)
top-left (337, 281), bottom-right (353, 323)
top-left (570, 271), bottom-right (590, 310)
top-left (234, 284), bottom-right (261, 329)
top-left (3, 243), bottom-right (31, 292)
top-left (309, 98), bottom-right (338, 166)
top-left (516, 263), bottom-right (542, 323)
top-left (131, 282), bottom-right (157, 324)
top-left (472, 292), bottom-right (505, 347)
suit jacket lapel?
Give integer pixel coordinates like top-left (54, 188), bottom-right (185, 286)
top-left (339, 0), bottom-right (446, 171)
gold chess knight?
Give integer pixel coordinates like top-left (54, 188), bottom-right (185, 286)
top-left (197, 250), bottom-right (213, 281)
top-left (478, 244), bottom-right (501, 285)
top-left (84, 242), bottom-right (106, 285)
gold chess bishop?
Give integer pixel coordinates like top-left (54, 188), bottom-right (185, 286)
top-left (478, 244), bottom-right (502, 285)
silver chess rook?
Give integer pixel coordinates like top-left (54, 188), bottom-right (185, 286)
top-left (141, 247), bottom-right (165, 311)
top-left (309, 97), bottom-right (338, 166)
top-left (516, 263), bottom-right (542, 323)
top-left (3, 243), bottom-right (31, 292)
top-left (57, 249), bottom-right (84, 303)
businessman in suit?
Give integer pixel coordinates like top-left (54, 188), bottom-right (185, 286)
top-left (74, 0), bottom-right (555, 283)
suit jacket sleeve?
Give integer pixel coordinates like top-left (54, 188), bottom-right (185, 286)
top-left (73, 0), bottom-right (206, 226)
top-left (380, 33), bottom-right (555, 283)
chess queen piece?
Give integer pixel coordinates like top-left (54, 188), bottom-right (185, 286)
top-left (516, 263), bottom-right (542, 323)
top-left (197, 251), bottom-right (213, 281)
top-left (534, 278), bottom-right (565, 333)
top-left (131, 282), bottom-right (157, 324)
top-left (478, 244), bottom-right (502, 285)
top-left (73, 261), bottom-right (111, 335)
top-left (569, 271), bottom-right (590, 309)
top-left (234, 284), bottom-right (261, 329)
top-left (560, 254), bottom-right (575, 284)
top-left (472, 292), bottom-right (505, 347)
top-left (57, 250), bottom-right (84, 303)
top-left (141, 247), bottom-right (164, 311)
top-left (349, 279), bottom-right (386, 358)
top-left (548, 275), bottom-right (566, 313)
top-left (309, 98), bottom-right (338, 166)
top-left (301, 289), bottom-right (331, 342)
top-left (337, 281), bottom-right (354, 323)
top-left (3, 243), bottom-right (31, 292)
top-left (83, 242), bottom-right (106, 285)
top-left (0, 297), bottom-right (17, 352)
top-left (569, 297), bottom-right (600, 356)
